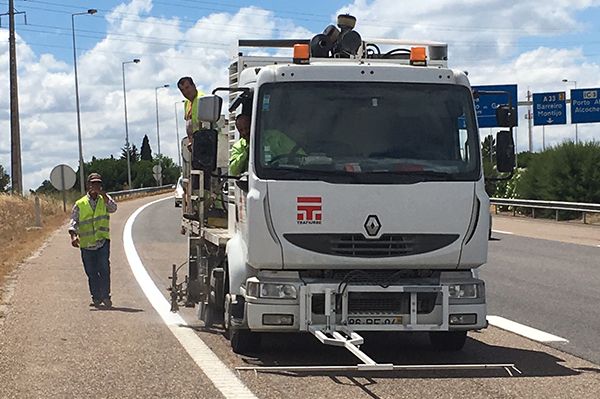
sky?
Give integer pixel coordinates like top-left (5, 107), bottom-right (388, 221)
top-left (2, 0), bottom-right (600, 192)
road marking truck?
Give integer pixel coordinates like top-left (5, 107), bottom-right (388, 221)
top-left (170, 15), bottom-right (516, 368)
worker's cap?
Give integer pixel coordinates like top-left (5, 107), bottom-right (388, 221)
top-left (87, 173), bottom-right (103, 183)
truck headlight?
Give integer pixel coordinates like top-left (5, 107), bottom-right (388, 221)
top-left (246, 281), bottom-right (259, 298)
top-left (448, 284), bottom-right (480, 299)
top-left (260, 283), bottom-right (297, 299)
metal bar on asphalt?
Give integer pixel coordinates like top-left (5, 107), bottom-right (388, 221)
top-left (235, 363), bottom-right (521, 376)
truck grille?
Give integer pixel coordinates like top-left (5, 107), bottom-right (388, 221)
top-left (284, 233), bottom-right (458, 257)
top-left (348, 292), bottom-right (437, 315)
top-left (311, 292), bottom-right (438, 315)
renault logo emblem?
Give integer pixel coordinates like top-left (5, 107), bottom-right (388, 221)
top-left (364, 215), bottom-right (381, 237)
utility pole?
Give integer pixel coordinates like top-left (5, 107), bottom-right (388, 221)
top-left (3, 0), bottom-right (26, 194)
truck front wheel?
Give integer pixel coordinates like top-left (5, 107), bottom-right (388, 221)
top-left (429, 331), bottom-right (467, 351)
top-left (224, 292), bottom-right (262, 354)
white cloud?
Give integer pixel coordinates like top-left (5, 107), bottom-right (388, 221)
top-left (0, 3), bottom-right (307, 191)
top-left (2, 0), bottom-right (600, 191)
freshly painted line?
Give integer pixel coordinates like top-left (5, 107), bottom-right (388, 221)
top-left (487, 315), bottom-right (568, 343)
top-left (124, 197), bottom-right (258, 399)
top-left (491, 230), bottom-right (513, 235)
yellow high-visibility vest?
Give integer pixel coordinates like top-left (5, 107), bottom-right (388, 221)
top-left (184, 90), bottom-right (206, 133)
top-left (76, 196), bottom-right (110, 248)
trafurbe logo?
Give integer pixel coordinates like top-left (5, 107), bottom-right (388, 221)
top-left (297, 197), bottom-right (322, 225)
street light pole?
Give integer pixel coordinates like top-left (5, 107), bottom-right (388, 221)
top-left (122, 59), bottom-right (140, 188)
top-left (562, 79), bottom-right (578, 143)
top-left (174, 101), bottom-right (184, 168)
top-left (72, 9), bottom-right (97, 195)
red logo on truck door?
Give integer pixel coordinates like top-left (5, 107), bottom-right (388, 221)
top-left (297, 197), bottom-right (322, 225)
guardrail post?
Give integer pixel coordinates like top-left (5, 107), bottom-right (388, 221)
top-left (532, 208), bottom-right (535, 219)
top-left (583, 212), bottom-right (587, 224)
top-left (555, 209), bottom-right (559, 221)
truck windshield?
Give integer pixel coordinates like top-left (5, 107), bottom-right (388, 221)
top-left (255, 82), bottom-right (480, 184)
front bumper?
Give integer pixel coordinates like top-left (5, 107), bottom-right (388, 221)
top-left (245, 282), bottom-right (486, 333)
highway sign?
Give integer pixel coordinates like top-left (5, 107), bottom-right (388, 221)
top-left (571, 88), bottom-right (600, 124)
top-left (49, 164), bottom-right (76, 212)
top-left (50, 164), bottom-right (76, 191)
top-left (533, 92), bottom-right (566, 126)
top-left (473, 84), bottom-right (519, 128)
top-left (152, 165), bottom-right (162, 182)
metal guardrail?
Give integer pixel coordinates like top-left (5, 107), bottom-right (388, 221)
top-left (490, 197), bottom-right (600, 224)
top-left (108, 184), bottom-right (173, 200)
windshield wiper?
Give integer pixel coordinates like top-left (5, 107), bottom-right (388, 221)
top-left (363, 170), bottom-right (457, 182)
top-left (264, 167), bottom-right (362, 182)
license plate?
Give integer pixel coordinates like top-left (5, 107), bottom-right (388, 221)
top-left (347, 316), bottom-right (403, 325)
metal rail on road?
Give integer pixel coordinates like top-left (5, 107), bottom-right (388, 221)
top-left (490, 197), bottom-right (600, 224)
top-left (108, 184), bottom-right (173, 200)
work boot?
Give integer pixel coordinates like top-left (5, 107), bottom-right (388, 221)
top-left (90, 299), bottom-right (102, 308)
top-left (103, 298), bottom-right (113, 308)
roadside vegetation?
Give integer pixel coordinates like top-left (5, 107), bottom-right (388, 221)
top-left (0, 193), bottom-right (68, 288)
top-left (484, 138), bottom-right (600, 223)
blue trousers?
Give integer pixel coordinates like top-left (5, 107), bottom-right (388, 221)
top-left (80, 240), bottom-right (111, 301)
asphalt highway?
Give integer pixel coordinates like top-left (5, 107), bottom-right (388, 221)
top-left (483, 230), bottom-right (600, 365)
top-left (1, 194), bottom-right (599, 398)
top-left (131, 196), bottom-right (600, 398)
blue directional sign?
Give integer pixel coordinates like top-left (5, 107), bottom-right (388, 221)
top-left (533, 92), bottom-right (566, 126)
top-left (472, 84), bottom-right (519, 128)
top-left (571, 88), bottom-right (600, 124)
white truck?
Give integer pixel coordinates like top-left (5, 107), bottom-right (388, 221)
top-left (170, 15), bottom-right (515, 367)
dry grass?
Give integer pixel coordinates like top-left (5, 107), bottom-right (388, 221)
top-left (0, 194), bottom-right (69, 288)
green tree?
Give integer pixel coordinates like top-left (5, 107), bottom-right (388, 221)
top-left (515, 151), bottom-right (537, 169)
top-left (35, 180), bottom-right (58, 194)
top-left (0, 160), bottom-right (10, 193)
top-left (132, 160), bottom-right (155, 188)
top-left (140, 135), bottom-right (153, 161)
top-left (155, 155), bottom-right (181, 185)
top-left (481, 134), bottom-right (495, 164)
top-left (121, 143), bottom-right (139, 164)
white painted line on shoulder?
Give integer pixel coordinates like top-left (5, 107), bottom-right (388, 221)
top-left (487, 315), bottom-right (568, 343)
top-left (491, 230), bottom-right (513, 235)
top-left (124, 197), bottom-right (258, 399)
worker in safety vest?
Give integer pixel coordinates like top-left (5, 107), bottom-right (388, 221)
top-left (177, 76), bottom-right (206, 144)
top-left (230, 114), bottom-right (306, 175)
top-left (69, 173), bottom-right (117, 308)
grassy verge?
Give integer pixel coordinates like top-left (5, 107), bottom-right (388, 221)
top-left (0, 194), bottom-right (68, 289)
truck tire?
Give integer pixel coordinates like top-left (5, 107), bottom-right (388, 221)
top-left (429, 331), bottom-right (467, 351)
top-left (230, 328), bottom-right (261, 354)
top-left (224, 290), bottom-right (261, 354)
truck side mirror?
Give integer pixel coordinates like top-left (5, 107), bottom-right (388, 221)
top-left (496, 130), bottom-right (515, 173)
top-left (495, 105), bottom-right (517, 128)
top-left (235, 173), bottom-right (249, 192)
top-left (197, 95), bottom-right (223, 123)
top-left (192, 129), bottom-right (218, 171)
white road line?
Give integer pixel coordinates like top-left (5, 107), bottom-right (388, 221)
top-left (124, 197), bottom-right (258, 399)
top-left (491, 230), bottom-right (513, 235)
top-left (487, 315), bottom-right (568, 343)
